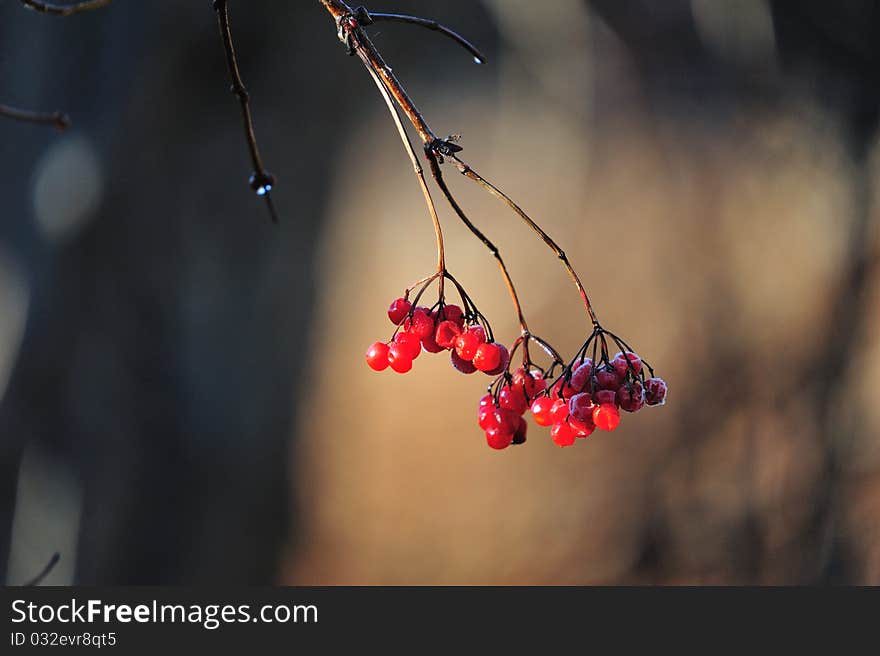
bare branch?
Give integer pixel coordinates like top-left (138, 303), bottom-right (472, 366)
top-left (23, 553), bottom-right (60, 586)
top-left (355, 8), bottom-right (487, 64)
top-left (18, 0), bottom-right (114, 16)
top-left (213, 0), bottom-right (279, 223)
top-left (0, 103), bottom-right (70, 130)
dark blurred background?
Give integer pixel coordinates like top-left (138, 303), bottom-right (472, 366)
top-left (1, 1), bottom-right (878, 585)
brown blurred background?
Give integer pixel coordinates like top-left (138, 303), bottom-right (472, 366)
top-left (1, 1), bottom-right (878, 585)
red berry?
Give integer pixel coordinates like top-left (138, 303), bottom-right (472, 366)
top-left (550, 378), bottom-right (577, 400)
top-left (365, 342), bottom-right (390, 371)
top-left (404, 307), bottom-right (435, 339)
top-left (478, 407), bottom-right (495, 431)
top-left (595, 366), bottom-right (622, 390)
top-left (434, 320), bottom-right (462, 349)
top-left (473, 342), bottom-right (503, 372)
top-left (593, 403), bottom-right (620, 431)
top-left (490, 407), bottom-right (519, 434)
top-left (644, 377), bottom-right (668, 406)
top-left (551, 421), bottom-right (577, 447)
top-left (511, 367), bottom-right (546, 400)
top-left (499, 385), bottom-right (528, 415)
top-left (484, 343), bottom-right (510, 376)
top-left (388, 297), bottom-right (411, 325)
top-left (617, 381), bottom-right (645, 413)
top-left (485, 428), bottom-right (514, 450)
top-left (394, 331), bottom-right (421, 360)
top-left (421, 329), bottom-right (445, 353)
top-left (569, 359), bottom-right (594, 392)
top-left (454, 325), bottom-right (486, 360)
top-left (512, 416), bottom-right (528, 445)
top-left (530, 396), bottom-right (555, 426)
top-left (593, 389), bottom-right (617, 406)
top-left (569, 416), bottom-right (595, 438)
top-left (387, 343), bottom-right (413, 373)
top-left (568, 392), bottom-right (595, 422)
top-left (549, 397), bottom-right (569, 423)
top-left (477, 394), bottom-right (496, 430)
top-left (439, 304), bottom-right (465, 327)
top-left (611, 351), bottom-right (642, 379)
top-left (451, 350), bottom-right (477, 374)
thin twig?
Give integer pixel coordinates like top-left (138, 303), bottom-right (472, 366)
top-left (425, 151), bottom-right (528, 332)
top-left (0, 104), bottom-right (70, 130)
top-left (358, 9), bottom-right (487, 64)
top-left (23, 553), bottom-right (60, 586)
top-left (452, 155), bottom-right (600, 325)
top-left (321, 0), bottom-right (601, 326)
top-left (359, 52), bottom-right (445, 277)
top-left (213, 0), bottom-right (278, 223)
top-left (18, 0), bottom-right (113, 16)
top-left (322, 1), bottom-right (436, 144)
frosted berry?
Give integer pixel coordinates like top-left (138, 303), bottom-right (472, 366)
top-left (592, 403), bottom-right (620, 431)
top-left (549, 397), bottom-right (569, 423)
top-left (404, 307), bottom-right (435, 339)
top-left (569, 416), bottom-right (595, 438)
top-left (512, 416), bottom-right (528, 445)
top-left (387, 343), bottom-right (413, 373)
top-left (388, 297), bottom-right (411, 325)
top-left (365, 342), bottom-right (390, 371)
top-left (593, 389), bottom-right (617, 406)
top-left (611, 351), bottom-right (642, 379)
top-left (595, 366), bottom-right (622, 390)
top-left (484, 343), bottom-right (510, 376)
top-left (454, 325), bottom-right (486, 360)
top-left (568, 392), bottom-right (595, 423)
top-left (434, 320), bottom-right (462, 349)
top-left (530, 396), bottom-right (555, 426)
top-left (551, 421), bottom-right (577, 447)
top-left (644, 377), bottom-right (668, 406)
top-left (617, 381), bottom-right (645, 413)
top-left (394, 331), bottom-right (421, 360)
top-left (499, 385), bottom-right (528, 415)
top-left (451, 350), bottom-right (477, 374)
top-left (473, 342), bottom-right (503, 372)
top-left (486, 427), bottom-right (514, 450)
top-left (569, 359), bottom-right (594, 392)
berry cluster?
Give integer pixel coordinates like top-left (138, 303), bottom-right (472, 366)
top-left (476, 326), bottom-right (667, 449)
top-left (528, 350), bottom-right (666, 447)
top-left (365, 293), bottom-right (509, 376)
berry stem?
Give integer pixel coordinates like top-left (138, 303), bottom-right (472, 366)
top-left (451, 156), bottom-right (600, 326)
top-left (357, 50), bottom-right (446, 283)
top-left (425, 151), bottom-right (529, 334)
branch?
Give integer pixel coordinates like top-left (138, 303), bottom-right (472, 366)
top-left (213, 0), bottom-right (279, 223)
top-left (322, 1), bottom-right (601, 327)
top-left (18, 0), bottom-right (114, 16)
top-left (0, 104), bottom-right (70, 130)
top-left (23, 552), bottom-right (60, 586)
top-left (356, 8), bottom-right (487, 64)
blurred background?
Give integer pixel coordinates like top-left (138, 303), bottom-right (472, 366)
top-left (1, 0), bottom-right (878, 585)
